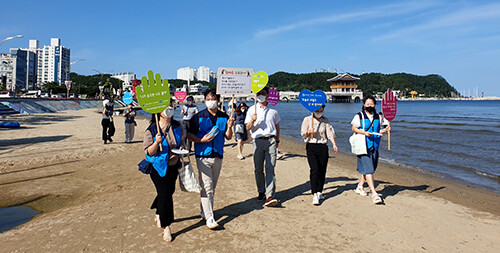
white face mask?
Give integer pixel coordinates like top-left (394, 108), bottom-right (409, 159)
top-left (314, 112), bottom-right (323, 118)
top-left (205, 100), bottom-right (218, 110)
top-left (187, 101), bottom-right (193, 105)
top-left (257, 95), bottom-right (267, 102)
top-left (163, 107), bottom-right (174, 118)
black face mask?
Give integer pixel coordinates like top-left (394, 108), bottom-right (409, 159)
top-left (365, 106), bottom-right (376, 113)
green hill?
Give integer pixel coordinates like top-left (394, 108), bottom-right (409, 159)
top-left (268, 71), bottom-right (458, 97)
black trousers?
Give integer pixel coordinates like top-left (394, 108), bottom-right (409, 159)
top-left (150, 162), bottom-right (179, 228)
top-left (306, 143), bottom-right (329, 194)
top-left (182, 120), bottom-right (192, 151)
top-left (101, 118), bottom-right (115, 141)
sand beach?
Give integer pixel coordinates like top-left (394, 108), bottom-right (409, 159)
top-left (0, 108), bottom-right (499, 252)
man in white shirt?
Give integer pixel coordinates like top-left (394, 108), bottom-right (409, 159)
top-left (245, 87), bottom-right (281, 207)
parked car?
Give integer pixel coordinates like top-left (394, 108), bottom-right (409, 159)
top-left (0, 91), bottom-right (15, 98)
top-left (20, 90), bottom-right (41, 98)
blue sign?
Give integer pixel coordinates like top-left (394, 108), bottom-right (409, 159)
top-left (299, 89), bottom-right (327, 112)
top-left (122, 91), bottom-right (133, 105)
top-left (54, 46), bottom-right (60, 82)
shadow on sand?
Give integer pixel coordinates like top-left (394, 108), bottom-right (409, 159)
top-left (172, 176), bottom-right (442, 240)
top-left (0, 135), bottom-right (72, 150)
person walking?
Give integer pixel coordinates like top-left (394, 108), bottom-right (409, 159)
top-left (101, 96), bottom-right (115, 144)
top-left (300, 105), bottom-right (338, 205)
top-left (245, 87), bottom-right (281, 207)
top-left (233, 102), bottom-right (249, 160)
top-left (181, 96), bottom-right (198, 152)
top-left (187, 89), bottom-right (234, 230)
top-left (123, 104), bottom-right (136, 143)
top-left (351, 96), bottom-right (391, 204)
top-left (143, 104), bottom-right (185, 242)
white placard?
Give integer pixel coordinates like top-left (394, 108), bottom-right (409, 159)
top-left (216, 67), bottom-right (253, 95)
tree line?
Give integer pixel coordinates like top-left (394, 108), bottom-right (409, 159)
top-left (42, 71), bottom-right (456, 98)
top-left (268, 71), bottom-right (458, 97)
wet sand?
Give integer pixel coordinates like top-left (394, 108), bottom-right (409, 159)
top-left (0, 109), bottom-right (499, 252)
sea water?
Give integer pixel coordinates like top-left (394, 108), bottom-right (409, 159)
top-left (0, 206), bottom-right (40, 233)
top-left (139, 100), bottom-right (500, 193)
top-left (275, 100), bottom-right (500, 193)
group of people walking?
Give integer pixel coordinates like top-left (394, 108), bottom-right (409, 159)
top-left (141, 88), bottom-right (391, 242)
top-left (101, 96), bottom-right (137, 144)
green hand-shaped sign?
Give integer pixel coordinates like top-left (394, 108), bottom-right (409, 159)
top-left (136, 70), bottom-right (171, 113)
top-left (251, 71), bottom-right (269, 94)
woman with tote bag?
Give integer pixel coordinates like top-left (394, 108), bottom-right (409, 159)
top-left (351, 96), bottom-right (391, 204)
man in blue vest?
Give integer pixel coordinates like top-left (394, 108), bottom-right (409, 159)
top-left (188, 89), bottom-right (234, 229)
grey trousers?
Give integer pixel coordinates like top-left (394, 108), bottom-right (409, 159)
top-left (125, 122), bottom-right (135, 141)
top-left (196, 157), bottom-right (223, 220)
top-left (253, 137), bottom-right (277, 198)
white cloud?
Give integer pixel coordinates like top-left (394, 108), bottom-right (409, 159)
top-left (253, 0), bottom-right (439, 39)
top-left (372, 2), bottom-right (500, 41)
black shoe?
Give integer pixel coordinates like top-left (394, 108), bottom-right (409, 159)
top-left (108, 137), bottom-right (113, 143)
top-left (257, 192), bottom-right (265, 201)
top-left (104, 140), bottom-right (107, 144)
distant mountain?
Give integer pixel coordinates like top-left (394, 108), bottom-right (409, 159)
top-left (268, 71), bottom-right (458, 97)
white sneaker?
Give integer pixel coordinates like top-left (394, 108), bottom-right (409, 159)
top-left (312, 193), bottom-right (320, 205)
top-left (206, 218), bottom-right (219, 230)
top-left (318, 192), bottom-right (325, 200)
top-left (237, 154), bottom-right (245, 160)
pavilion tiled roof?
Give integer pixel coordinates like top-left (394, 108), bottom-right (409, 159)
top-left (327, 73), bottom-right (360, 82)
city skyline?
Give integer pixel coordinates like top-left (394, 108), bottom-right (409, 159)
top-left (1, 0), bottom-right (500, 96)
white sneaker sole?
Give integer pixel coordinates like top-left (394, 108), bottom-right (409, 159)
top-left (207, 224), bottom-right (219, 230)
top-left (264, 199), bottom-right (278, 207)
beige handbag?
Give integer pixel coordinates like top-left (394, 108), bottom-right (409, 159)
top-left (178, 154), bottom-right (201, 193)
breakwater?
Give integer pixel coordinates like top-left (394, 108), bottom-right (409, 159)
top-left (0, 99), bottom-right (103, 114)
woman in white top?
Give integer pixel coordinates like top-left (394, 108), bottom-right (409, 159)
top-left (301, 105), bottom-right (338, 205)
top-left (351, 96), bottom-right (391, 204)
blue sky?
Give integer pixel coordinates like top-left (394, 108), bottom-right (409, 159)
top-left (2, 0), bottom-right (500, 96)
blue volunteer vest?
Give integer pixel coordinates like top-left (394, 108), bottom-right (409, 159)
top-left (194, 115), bottom-right (227, 157)
top-left (145, 121), bottom-right (182, 177)
top-left (358, 111), bottom-right (381, 150)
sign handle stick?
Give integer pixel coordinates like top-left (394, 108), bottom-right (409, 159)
top-left (155, 113), bottom-right (163, 151)
top-left (230, 94), bottom-right (235, 119)
top-left (310, 113), bottom-right (314, 138)
top-left (388, 130), bottom-right (391, 150)
top-left (254, 94), bottom-right (257, 114)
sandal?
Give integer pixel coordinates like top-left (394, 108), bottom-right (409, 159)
top-left (372, 194), bottom-right (383, 204)
top-left (355, 185), bottom-right (368, 196)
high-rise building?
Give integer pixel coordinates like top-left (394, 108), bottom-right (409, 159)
top-left (35, 38), bottom-right (71, 86)
top-left (177, 67), bottom-right (197, 81)
top-left (177, 66), bottom-right (216, 83)
top-left (197, 66), bottom-right (210, 82)
top-left (0, 53), bottom-right (16, 90)
top-left (210, 71), bottom-right (217, 83)
top-left (0, 49), bottom-right (37, 91)
top-left (1, 38), bottom-right (71, 90)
